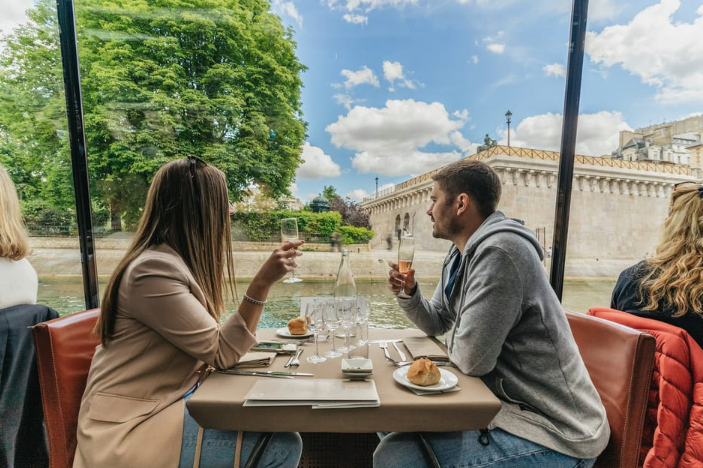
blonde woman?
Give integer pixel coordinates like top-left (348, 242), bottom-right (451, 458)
top-left (0, 165), bottom-right (37, 309)
top-left (612, 181), bottom-right (703, 349)
top-left (74, 158), bottom-right (303, 468)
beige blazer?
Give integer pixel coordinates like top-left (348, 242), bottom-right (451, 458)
top-left (73, 245), bottom-right (257, 468)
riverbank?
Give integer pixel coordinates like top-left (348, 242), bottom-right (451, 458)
top-left (28, 234), bottom-right (623, 280)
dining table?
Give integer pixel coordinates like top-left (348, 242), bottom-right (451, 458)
top-left (186, 327), bottom-right (501, 434)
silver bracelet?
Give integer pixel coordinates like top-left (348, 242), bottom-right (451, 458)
top-left (243, 294), bottom-right (266, 306)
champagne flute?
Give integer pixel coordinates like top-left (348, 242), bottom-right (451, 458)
top-left (305, 302), bottom-right (326, 363)
top-left (336, 297), bottom-right (358, 353)
top-left (323, 300), bottom-right (343, 358)
top-left (398, 235), bottom-right (415, 293)
top-left (280, 218), bottom-right (303, 283)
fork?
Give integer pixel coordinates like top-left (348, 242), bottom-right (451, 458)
top-left (289, 348), bottom-right (304, 367)
top-left (379, 341), bottom-right (394, 362)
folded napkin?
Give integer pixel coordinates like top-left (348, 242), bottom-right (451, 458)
top-left (403, 337), bottom-right (449, 361)
top-left (232, 352), bottom-right (274, 369)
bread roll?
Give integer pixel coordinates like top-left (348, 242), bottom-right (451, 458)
top-left (287, 317), bottom-right (308, 335)
top-left (406, 358), bottom-right (441, 386)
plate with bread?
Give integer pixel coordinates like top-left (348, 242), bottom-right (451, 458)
top-left (393, 358), bottom-right (458, 392)
top-left (276, 317), bottom-right (314, 338)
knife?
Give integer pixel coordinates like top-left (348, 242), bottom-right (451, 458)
top-left (367, 339), bottom-right (403, 344)
top-left (392, 342), bottom-right (407, 361)
top-left (216, 370), bottom-right (314, 378)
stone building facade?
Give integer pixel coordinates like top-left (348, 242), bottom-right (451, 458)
top-left (361, 145), bottom-right (697, 279)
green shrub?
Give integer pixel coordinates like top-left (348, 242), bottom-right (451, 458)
top-left (230, 211), bottom-right (342, 242)
top-left (339, 225), bottom-right (375, 244)
top-left (21, 199), bottom-right (75, 236)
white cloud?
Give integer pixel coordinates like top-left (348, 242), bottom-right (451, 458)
top-left (271, 0), bottom-right (303, 28)
top-left (382, 61), bottom-right (420, 91)
top-left (326, 99), bottom-right (472, 176)
top-left (589, 0), bottom-right (624, 22)
top-left (586, 0), bottom-right (703, 104)
top-left (343, 14), bottom-right (368, 24)
top-left (452, 109), bottom-right (470, 121)
top-left (345, 189), bottom-right (369, 201)
top-left (296, 143), bottom-right (342, 179)
top-left (326, 0), bottom-right (419, 12)
top-left (340, 66), bottom-right (380, 89)
top-left (486, 43), bottom-right (505, 54)
top-left (470, 55), bottom-right (479, 64)
top-left (501, 111), bottom-right (632, 156)
top-left (334, 94), bottom-right (356, 110)
top-left (1, 0), bottom-right (32, 39)
top-left (543, 63), bottom-right (566, 78)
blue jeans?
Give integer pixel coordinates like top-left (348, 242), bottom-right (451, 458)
top-left (179, 388), bottom-right (302, 468)
top-left (373, 429), bottom-right (596, 468)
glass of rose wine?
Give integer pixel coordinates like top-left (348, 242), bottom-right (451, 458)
top-left (280, 218), bottom-right (303, 283)
top-left (398, 234), bottom-right (415, 293)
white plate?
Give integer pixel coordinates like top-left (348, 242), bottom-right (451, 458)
top-left (275, 327), bottom-right (314, 338)
top-left (392, 366), bottom-right (458, 392)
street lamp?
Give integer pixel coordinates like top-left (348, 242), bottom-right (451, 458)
top-left (505, 110), bottom-right (512, 148)
top-left (375, 177), bottom-right (379, 198)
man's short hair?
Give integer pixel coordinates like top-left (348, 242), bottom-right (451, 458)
top-left (431, 159), bottom-right (501, 218)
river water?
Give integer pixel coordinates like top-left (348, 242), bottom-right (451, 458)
top-left (38, 278), bottom-right (615, 329)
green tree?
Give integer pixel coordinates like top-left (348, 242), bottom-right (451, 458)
top-left (321, 185), bottom-right (339, 201)
top-left (0, 0), bottom-right (75, 213)
top-left (0, 0), bottom-right (307, 230)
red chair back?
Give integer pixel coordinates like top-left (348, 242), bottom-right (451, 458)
top-left (32, 309), bottom-right (100, 468)
top-left (566, 311), bottom-right (656, 468)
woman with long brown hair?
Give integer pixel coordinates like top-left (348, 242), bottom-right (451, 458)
top-left (0, 165), bottom-right (37, 309)
top-left (612, 181), bottom-right (703, 348)
top-left (74, 158), bottom-right (303, 468)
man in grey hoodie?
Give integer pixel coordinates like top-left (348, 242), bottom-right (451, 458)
top-left (375, 160), bottom-right (609, 468)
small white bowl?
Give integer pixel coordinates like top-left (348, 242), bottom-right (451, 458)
top-left (341, 358), bottom-right (373, 372)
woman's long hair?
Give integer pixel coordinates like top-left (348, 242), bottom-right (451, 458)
top-left (0, 165), bottom-right (30, 260)
top-left (97, 158), bottom-right (235, 345)
top-left (639, 182), bottom-right (703, 318)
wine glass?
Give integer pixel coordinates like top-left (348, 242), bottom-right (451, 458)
top-left (398, 235), bottom-right (415, 293)
top-left (322, 300), bottom-right (343, 358)
top-left (336, 297), bottom-right (358, 354)
top-left (280, 218), bottom-right (303, 283)
top-left (305, 302), bottom-right (326, 363)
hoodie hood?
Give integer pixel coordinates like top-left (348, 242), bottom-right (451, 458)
top-left (460, 211), bottom-right (544, 261)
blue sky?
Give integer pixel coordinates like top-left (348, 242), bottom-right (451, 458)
top-left (4, 0), bottom-right (703, 203)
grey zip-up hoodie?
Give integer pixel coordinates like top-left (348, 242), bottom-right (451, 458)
top-left (397, 211), bottom-right (609, 459)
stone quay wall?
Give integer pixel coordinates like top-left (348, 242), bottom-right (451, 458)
top-left (27, 236), bottom-right (440, 281)
top-left (362, 146), bottom-right (698, 279)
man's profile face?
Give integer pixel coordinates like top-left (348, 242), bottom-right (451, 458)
top-left (427, 181), bottom-right (461, 240)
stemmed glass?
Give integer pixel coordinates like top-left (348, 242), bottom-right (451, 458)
top-left (398, 234), bottom-right (415, 294)
top-left (336, 297), bottom-right (358, 353)
top-left (280, 218), bottom-right (303, 283)
top-left (323, 300), bottom-right (343, 358)
top-left (305, 302), bottom-right (326, 363)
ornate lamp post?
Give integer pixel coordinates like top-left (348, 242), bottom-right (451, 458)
top-left (505, 110), bottom-right (512, 148)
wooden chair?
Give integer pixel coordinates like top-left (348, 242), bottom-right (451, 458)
top-left (32, 309), bottom-right (100, 468)
top-left (566, 311), bottom-right (656, 468)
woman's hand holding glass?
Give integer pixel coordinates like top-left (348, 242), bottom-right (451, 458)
top-left (305, 303), bottom-right (327, 363)
top-left (251, 240), bottom-right (304, 288)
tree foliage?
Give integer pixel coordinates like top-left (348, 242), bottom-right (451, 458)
top-left (330, 196), bottom-right (372, 229)
top-left (0, 0), bottom-right (307, 229)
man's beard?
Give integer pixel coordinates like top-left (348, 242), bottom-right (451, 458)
top-left (432, 217), bottom-right (461, 239)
